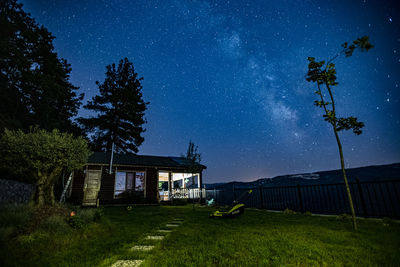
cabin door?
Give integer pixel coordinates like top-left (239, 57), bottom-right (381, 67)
top-left (83, 170), bottom-right (101, 206)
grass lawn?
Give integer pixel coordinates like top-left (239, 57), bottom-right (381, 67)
top-left (1, 205), bottom-right (400, 266)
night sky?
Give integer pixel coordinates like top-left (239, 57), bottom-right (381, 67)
top-left (21, 0), bottom-right (400, 183)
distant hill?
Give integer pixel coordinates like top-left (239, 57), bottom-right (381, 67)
top-left (205, 162), bottom-right (400, 189)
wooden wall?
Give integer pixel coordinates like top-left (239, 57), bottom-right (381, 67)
top-left (69, 170), bottom-right (85, 204)
top-left (70, 165), bottom-right (160, 205)
top-left (98, 167), bottom-right (116, 205)
top-left (69, 164), bottom-right (204, 205)
top-left (145, 168), bottom-right (158, 203)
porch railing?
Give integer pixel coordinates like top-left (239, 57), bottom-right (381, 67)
top-left (171, 188), bottom-right (206, 199)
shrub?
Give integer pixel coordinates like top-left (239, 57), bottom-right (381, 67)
top-left (336, 213), bottom-right (351, 221)
top-left (77, 208), bottom-right (104, 223)
top-left (93, 207), bottom-right (104, 221)
top-left (67, 207), bottom-right (104, 229)
top-left (40, 215), bottom-right (70, 233)
top-left (304, 211), bottom-right (312, 216)
top-left (382, 217), bottom-right (393, 227)
top-left (283, 208), bottom-right (296, 214)
top-left (67, 215), bottom-right (85, 229)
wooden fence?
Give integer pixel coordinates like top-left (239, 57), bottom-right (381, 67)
top-left (206, 179), bottom-right (400, 219)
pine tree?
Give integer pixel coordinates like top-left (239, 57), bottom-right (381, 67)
top-left (0, 0), bottom-right (83, 133)
top-left (79, 58), bottom-right (149, 153)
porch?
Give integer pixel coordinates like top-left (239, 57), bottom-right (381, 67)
top-left (158, 171), bottom-right (204, 201)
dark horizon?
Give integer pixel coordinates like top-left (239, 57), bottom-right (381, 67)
top-left (205, 160), bottom-right (400, 184)
top-left (21, 0), bottom-right (400, 183)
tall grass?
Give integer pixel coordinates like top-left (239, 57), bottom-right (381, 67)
top-left (40, 215), bottom-right (71, 233)
top-left (0, 204), bottom-right (34, 246)
top-left (0, 204), bottom-right (33, 228)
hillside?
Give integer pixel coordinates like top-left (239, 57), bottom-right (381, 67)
top-left (205, 162), bottom-right (400, 189)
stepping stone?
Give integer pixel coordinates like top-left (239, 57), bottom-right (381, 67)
top-left (157, 229), bottom-right (172, 233)
top-left (145, 235), bottom-right (164, 240)
top-left (165, 224), bottom-right (180, 227)
top-left (111, 260), bottom-right (143, 267)
top-left (130, 245), bottom-right (154, 251)
top-left (171, 220), bottom-right (183, 224)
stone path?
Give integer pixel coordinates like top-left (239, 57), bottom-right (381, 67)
top-left (130, 245), bottom-right (155, 251)
top-left (110, 217), bottom-right (184, 266)
top-left (145, 235), bottom-right (165, 240)
top-left (165, 223), bottom-right (180, 227)
top-left (111, 260), bottom-right (143, 267)
top-left (157, 229), bottom-right (172, 233)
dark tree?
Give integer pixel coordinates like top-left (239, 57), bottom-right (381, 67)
top-left (185, 140), bottom-right (202, 169)
top-left (306, 36), bottom-right (373, 230)
top-left (79, 58), bottom-right (148, 153)
top-left (0, 0), bottom-right (83, 133)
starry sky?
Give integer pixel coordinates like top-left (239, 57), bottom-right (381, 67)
top-left (21, 0), bottom-right (400, 183)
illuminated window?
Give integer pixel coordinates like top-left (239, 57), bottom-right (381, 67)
top-left (135, 172), bottom-right (145, 191)
top-left (115, 171), bottom-right (145, 197)
top-left (185, 175), bottom-right (199, 188)
top-left (173, 179), bottom-right (183, 189)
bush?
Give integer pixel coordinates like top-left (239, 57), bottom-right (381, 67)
top-left (0, 204), bottom-right (33, 228)
top-left (304, 211), bottom-right (312, 216)
top-left (283, 208), bottom-right (296, 214)
top-left (382, 217), bottom-right (393, 227)
top-left (93, 207), bottom-right (104, 221)
top-left (336, 213), bottom-right (351, 221)
top-left (78, 208), bottom-right (104, 223)
top-left (67, 215), bottom-right (85, 229)
top-left (67, 207), bottom-right (104, 229)
top-left (40, 215), bottom-right (70, 233)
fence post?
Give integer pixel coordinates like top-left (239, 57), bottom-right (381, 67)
top-left (297, 184), bottom-right (304, 212)
top-left (259, 186), bottom-right (264, 209)
top-left (356, 178), bottom-right (368, 218)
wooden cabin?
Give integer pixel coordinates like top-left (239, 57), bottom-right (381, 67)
top-left (69, 152), bottom-right (206, 206)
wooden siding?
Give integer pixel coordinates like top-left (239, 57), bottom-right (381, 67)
top-left (145, 168), bottom-right (158, 203)
top-left (69, 164), bottom-right (204, 205)
top-left (98, 167), bottom-right (116, 204)
top-left (69, 170), bottom-right (85, 204)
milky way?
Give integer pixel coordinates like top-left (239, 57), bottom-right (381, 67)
top-left (21, 0), bottom-right (400, 183)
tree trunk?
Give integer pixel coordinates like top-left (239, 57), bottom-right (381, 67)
top-left (46, 183), bottom-right (55, 206)
top-left (32, 172), bottom-right (58, 206)
top-left (333, 129), bottom-right (358, 230)
top-left (33, 183), bottom-right (46, 207)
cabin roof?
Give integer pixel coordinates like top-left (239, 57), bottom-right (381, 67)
top-left (87, 152), bottom-right (206, 170)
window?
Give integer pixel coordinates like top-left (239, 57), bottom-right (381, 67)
top-left (173, 179), bottom-right (183, 189)
top-left (114, 171), bottom-right (145, 197)
top-left (184, 175), bottom-right (199, 188)
top-left (159, 181), bottom-right (168, 191)
top-left (135, 172), bottom-right (145, 191)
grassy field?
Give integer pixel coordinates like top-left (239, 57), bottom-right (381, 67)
top-left (1, 205), bottom-right (399, 266)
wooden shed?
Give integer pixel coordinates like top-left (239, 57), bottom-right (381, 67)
top-left (69, 152), bottom-right (206, 206)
